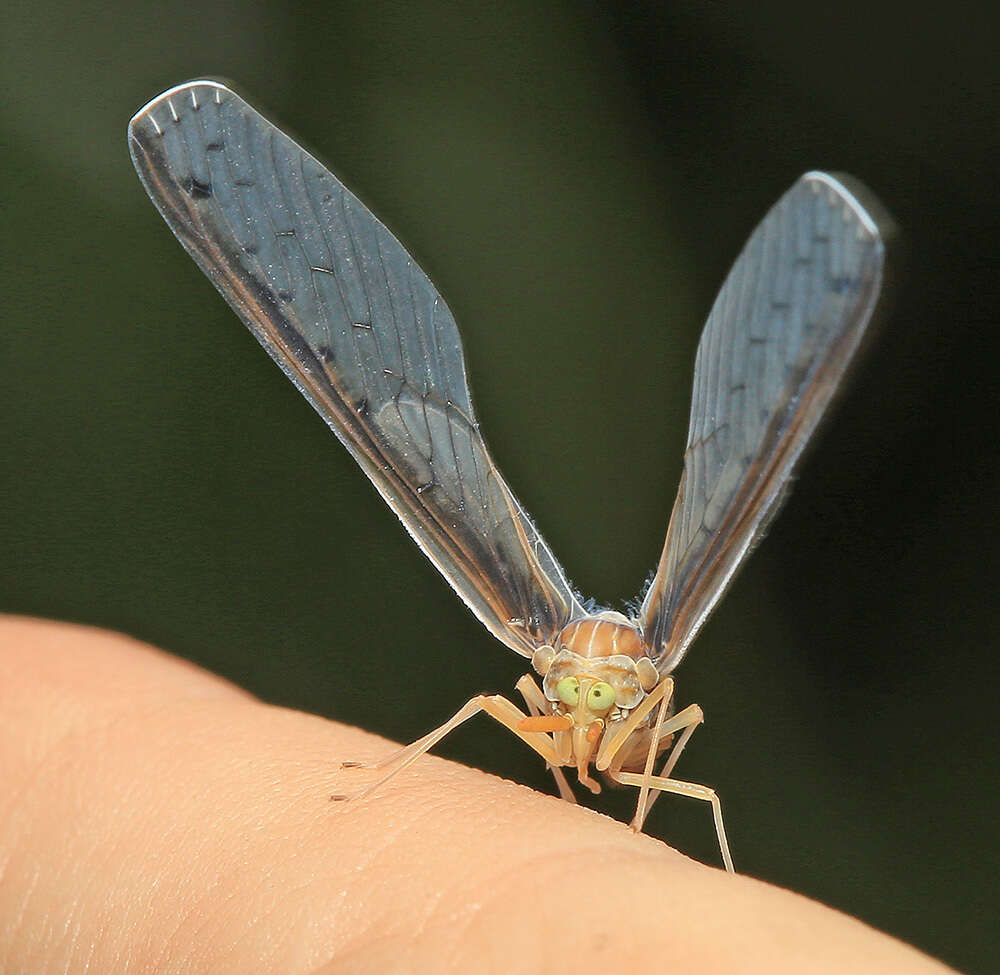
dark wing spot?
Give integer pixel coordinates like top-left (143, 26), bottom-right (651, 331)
top-left (205, 142), bottom-right (224, 152)
top-left (182, 175), bottom-right (212, 199)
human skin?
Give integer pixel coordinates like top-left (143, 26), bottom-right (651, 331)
top-left (0, 617), bottom-right (952, 974)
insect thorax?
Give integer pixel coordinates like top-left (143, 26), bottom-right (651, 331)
top-left (557, 613), bottom-right (646, 659)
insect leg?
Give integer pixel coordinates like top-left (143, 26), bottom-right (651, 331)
top-left (610, 767), bottom-right (734, 874)
top-left (514, 674), bottom-right (576, 803)
top-left (333, 694), bottom-right (561, 802)
top-left (594, 676), bottom-right (674, 771)
top-left (630, 703), bottom-right (704, 831)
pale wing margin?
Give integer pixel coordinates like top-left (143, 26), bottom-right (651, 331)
top-left (128, 80), bottom-right (584, 654)
top-left (640, 172), bottom-right (887, 672)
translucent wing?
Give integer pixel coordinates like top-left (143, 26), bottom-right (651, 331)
top-left (128, 80), bottom-right (584, 655)
top-left (640, 172), bottom-right (887, 672)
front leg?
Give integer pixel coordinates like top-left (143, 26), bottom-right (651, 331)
top-left (594, 676), bottom-right (675, 772)
top-left (514, 674), bottom-right (576, 803)
top-left (333, 692), bottom-right (561, 802)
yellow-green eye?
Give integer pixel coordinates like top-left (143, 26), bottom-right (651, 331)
top-left (587, 681), bottom-right (616, 712)
top-left (556, 676), bottom-right (580, 706)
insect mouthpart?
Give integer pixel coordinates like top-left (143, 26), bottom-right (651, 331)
top-left (572, 720), bottom-right (605, 794)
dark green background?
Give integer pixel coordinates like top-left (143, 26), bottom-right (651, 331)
top-left (4, 3), bottom-right (998, 971)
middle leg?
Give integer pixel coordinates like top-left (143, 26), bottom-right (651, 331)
top-left (610, 765), bottom-right (734, 873)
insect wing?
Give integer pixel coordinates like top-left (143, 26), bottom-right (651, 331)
top-left (128, 81), bottom-right (584, 654)
top-left (640, 172), bottom-right (886, 671)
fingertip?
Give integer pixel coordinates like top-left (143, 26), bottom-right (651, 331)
top-left (0, 617), bottom-right (953, 974)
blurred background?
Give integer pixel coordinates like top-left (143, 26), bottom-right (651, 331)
top-left (3, 2), bottom-right (998, 970)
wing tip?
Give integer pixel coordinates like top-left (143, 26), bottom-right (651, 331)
top-left (799, 171), bottom-right (896, 246)
top-left (127, 78), bottom-right (235, 140)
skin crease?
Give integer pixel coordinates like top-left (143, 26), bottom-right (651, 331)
top-left (0, 617), bottom-right (953, 975)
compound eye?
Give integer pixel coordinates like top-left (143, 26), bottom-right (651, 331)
top-left (556, 676), bottom-right (580, 707)
top-left (586, 681), bottom-right (616, 712)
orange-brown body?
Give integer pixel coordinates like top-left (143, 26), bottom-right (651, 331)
top-left (522, 611), bottom-right (669, 793)
top-left (556, 616), bottom-right (646, 660)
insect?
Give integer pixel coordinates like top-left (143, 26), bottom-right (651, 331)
top-left (129, 80), bottom-right (887, 872)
